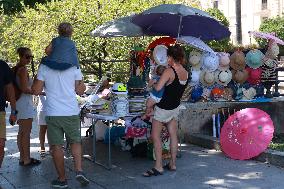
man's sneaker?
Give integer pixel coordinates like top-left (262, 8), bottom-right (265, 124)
top-left (75, 171), bottom-right (90, 186)
top-left (51, 179), bottom-right (68, 188)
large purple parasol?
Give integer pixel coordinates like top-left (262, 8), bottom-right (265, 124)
top-left (132, 4), bottom-right (231, 41)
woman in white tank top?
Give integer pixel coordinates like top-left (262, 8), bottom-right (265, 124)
top-left (15, 47), bottom-right (41, 166)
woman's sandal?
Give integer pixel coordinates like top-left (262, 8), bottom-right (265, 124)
top-left (143, 168), bottom-right (163, 177)
top-left (163, 163), bottom-right (176, 171)
top-left (23, 158), bottom-right (41, 166)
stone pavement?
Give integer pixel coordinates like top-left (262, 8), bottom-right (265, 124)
top-left (1, 113), bottom-right (284, 189)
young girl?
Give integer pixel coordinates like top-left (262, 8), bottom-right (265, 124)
top-left (41, 22), bottom-right (79, 70)
top-left (143, 65), bottom-right (166, 119)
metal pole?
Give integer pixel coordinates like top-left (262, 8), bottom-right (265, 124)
top-left (98, 53), bottom-right (102, 79)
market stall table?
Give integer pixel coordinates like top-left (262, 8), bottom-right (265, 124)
top-left (84, 113), bottom-right (119, 170)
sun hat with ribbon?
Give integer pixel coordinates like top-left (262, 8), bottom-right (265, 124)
top-left (153, 45), bottom-right (168, 66)
top-left (200, 70), bottom-right (215, 87)
top-left (246, 67), bottom-right (262, 85)
top-left (245, 49), bottom-right (265, 69)
top-left (188, 51), bottom-right (202, 70)
top-left (215, 70), bottom-right (232, 86)
top-left (230, 50), bottom-right (246, 70)
top-left (232, 69), bottom-right (249, 84)
top-left (189, 69), bottom-right (201, 86)
top-left (201, 52), bottom-right (219, 72)
top-left (217, 52), bottom-right (230, 71)
top-left (242, 87), bottom-right (256, 100)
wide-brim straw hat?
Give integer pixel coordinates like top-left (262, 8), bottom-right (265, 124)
top-left (242, 87), bottom-right (256, 100)
top-left (215, 70), bottom-right (232, 86)
top-left (245, 49), bottom-right (264, 69)
top-left (232, 69), bottom-right (249, 84)
top-left (265, 41), bottom-right (280, 59)
top-left (230, 51), bottom-right (246, 70)
top-left (201, 52), bottom-right (219, 72)
top-left (200, 70), bottom-right (215, 87)
top-left (217, 52), bottom-right (230, 71)
top-left (189, 51), bottom-right (202, 70)
top-left (153, 45), bottom-right (168, 66)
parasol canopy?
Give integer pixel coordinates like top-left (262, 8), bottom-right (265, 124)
top-left (91, 15), bottom-right (161, 37)
top-left (248, 31), bottom-right (284, 45)
top-left (132, 4), bottom-right (231, 41)
top-left (220, 108), bottom-right (274, 160)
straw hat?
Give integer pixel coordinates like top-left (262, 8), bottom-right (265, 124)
top-left (201, 53), bottom-right (219, 72)
top-left (188, 51), bottom-right (202, 70)
top-left (232, 69), bottom-right (249, 84)
top-left (242, 87), bottom-right (256, 100)
top-left (153, 45), bottom-right (168, 66)
top-left (230, 51), bottom-right (246, 70)
top-left (223, 87), bottom-right (234, 101)
top-left (215, 70), bottom-right (232, 86)
top-left (217, 52), bottom-right (230, 71)
top-left (265, 41), bottom-right (279, 59)
top-left (245, 49), bottom-right (264, 69)
top-left (189, 69), bottom-right (201, 86)
top-left (246, 67), bottom-right (262, 85)
top-left (200, 70), bottom-right (215, 87)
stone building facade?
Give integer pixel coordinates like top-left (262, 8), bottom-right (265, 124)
top-left (201, 0), bottom-right (284, 45)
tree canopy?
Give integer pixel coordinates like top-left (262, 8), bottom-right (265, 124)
top-left (0, 0), bottom-right (203, 81)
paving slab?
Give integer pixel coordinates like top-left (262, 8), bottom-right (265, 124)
top-left (1, 111), bottom-right (284, 189)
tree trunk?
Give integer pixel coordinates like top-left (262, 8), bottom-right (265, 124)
top-left (235, 0), bottom-right (242, 44)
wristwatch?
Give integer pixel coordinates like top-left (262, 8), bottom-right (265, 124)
top-left (11, 109), bottom-right (18, 116)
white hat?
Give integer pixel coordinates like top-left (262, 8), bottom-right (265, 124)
top-left (112, 83), bottom-right (128, 94)
top-left (201, 53), bottom-right (219, 72)
top-left (217, 52), bottom-right (230, 71)
top-left (215, 70), bottom-right (232, 86)
top-left (188, 51), bottom-right (202, 70)
top-left (200, 70), bottom-right (215, 87)
top-left (242, 87), bottom-right (256, 100)
top-left (189, 69), bottom-right (201, 86)
top-left (153, 45), bottom-right (168, 66)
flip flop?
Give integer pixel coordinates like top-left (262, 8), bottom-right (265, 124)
top-left (143, 168), bottom-right (163, 177)
top-left (163, 163), bottom-right (176, 171)
top-left (23, 158), bottom-right (41, 166)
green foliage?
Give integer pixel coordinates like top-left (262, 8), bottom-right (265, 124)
top-left (0, 0), bottom-right (53, 15)
top-left (0, 0), bottom-right (201, 82)
top-left (259, 16), bottom-right (284, 55)
top-left (206, 8), bottom-right (233, 52)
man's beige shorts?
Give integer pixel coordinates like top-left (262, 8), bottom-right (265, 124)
top-left (0, 112), bottom-right (6, 139)
top-left (153, 106), bottom-right (180, 123)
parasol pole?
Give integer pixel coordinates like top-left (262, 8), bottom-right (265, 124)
top-left (177, 15), bottom-right (183, 39)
